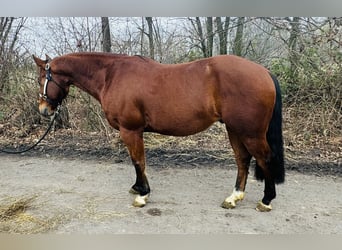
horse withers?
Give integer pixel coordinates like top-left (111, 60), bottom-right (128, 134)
top-left (33, 52), bottom-right (284, 212)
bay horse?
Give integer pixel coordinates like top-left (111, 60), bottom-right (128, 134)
top-left (33, 52), bottom-right (284, 212)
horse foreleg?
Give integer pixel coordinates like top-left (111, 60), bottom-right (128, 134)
top-left (120, 128), bottom-right (150, 207)
top-left (221, 132), bottom-right (252, 209)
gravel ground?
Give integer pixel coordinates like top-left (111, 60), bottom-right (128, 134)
top-left (0, 152), bottom-right (341, 234)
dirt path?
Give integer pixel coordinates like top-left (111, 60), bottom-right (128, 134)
top-left (0, 154), bottom-right (341, 234)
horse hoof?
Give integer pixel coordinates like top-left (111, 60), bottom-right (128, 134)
top-left (255, 201), bottom-right (272, 212)
top-left (221, 200), bottom-right (236, 209)
top-left (132, 194), bottom-right (149, 207)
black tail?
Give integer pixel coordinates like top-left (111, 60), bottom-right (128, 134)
top-left (255, 73), bottom-right (285, 184)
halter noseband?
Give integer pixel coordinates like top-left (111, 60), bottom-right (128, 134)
top-left (39, 63), bottom-right (66, 107)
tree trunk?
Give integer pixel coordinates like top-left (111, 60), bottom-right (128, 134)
top-left (145, 17), bottom-right (154, 59)
top-left (101, 17), bottom-right (111, 52)
top-left (206, 17), bottom-right (213, 57)
top-left (195, 17), bottom-right (206, 57)
top-left (233, 17), bottom-right (245, 56)
top-left (140, 17), bottom-right (145, 55)
top-left (288, 17), bottom-right (301, 83)
top-left (215, 17), bottom-right (230, 55)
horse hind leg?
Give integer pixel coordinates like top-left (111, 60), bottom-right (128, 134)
top-left (119, 128), bottom-right (151, 207)
top-left (245, 137), bottom-right (276, 212)
top-left (221, 132), bottom-right (252, 209)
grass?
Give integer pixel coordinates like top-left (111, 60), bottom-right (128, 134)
top-left (0, 196), bottom-right (69, 234)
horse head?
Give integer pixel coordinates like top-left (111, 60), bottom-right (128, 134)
top-left (33, 54), bottom-right (70, 116)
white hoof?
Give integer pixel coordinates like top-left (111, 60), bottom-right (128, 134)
top-left (221, 189), bottom-right (245, 209)
top-left (221, 199), bottom-right (236, 209)
top-left (255, 201), bottom-right (272, 212)
top-left (132, 194), bottom-right (149, 207)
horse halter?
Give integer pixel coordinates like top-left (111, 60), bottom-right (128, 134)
top-left (39, 63), bottom-right (66, 108)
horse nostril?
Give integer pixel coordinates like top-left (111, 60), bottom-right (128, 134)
top-left (39, 106), bottom-right (49, 117)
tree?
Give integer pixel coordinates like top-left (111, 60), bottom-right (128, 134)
top-left (42, 17), bottom-right (102, 54)
top-left (206, 17), bottom-right (214, 57)
top-left (215, 17), bottom-right (230, 55)
top-left (145, 17), bottom-right (154, 59)
top-left (233, 17), bottom-right (245, 56)
top-left (194, 17), bottom-right (206, 56)
top-left (0, 17), bottom-right (26, 94)
top-left (188, 17), bottom-right (215, 58)
top-left (287, 17), bottom-right (301, 83)
top-left (101, 17), bottom-right (111, 52)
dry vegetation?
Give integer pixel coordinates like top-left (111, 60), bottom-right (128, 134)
top-left (0, 195), bottom-right (64, 233)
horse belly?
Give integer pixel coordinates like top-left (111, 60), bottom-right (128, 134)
top-left (145, 105), bottom-right (219, 136)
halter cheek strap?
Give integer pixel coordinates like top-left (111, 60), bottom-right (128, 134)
top-left (43, 78), bottom-right (49, 98)
top-left (40, 63), bottom-right (67, 107)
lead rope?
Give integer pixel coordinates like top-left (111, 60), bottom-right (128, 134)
top-left (0, 106), bottom-right (61, 154)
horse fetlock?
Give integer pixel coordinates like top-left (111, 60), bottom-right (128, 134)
top-left (129, 187), bottom-right (140, 194)
top-left (130, 182), bottom-right (150, 195)
top-left (255, 201), bottom-right (272, 212)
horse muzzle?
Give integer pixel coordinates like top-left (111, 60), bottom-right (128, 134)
top-left (39, 102), bottom-right (55, 117)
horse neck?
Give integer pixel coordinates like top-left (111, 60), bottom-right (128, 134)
top-left (55, 55), bottom-right (107, 102)
top-left (72, 73), bottom-right (103, 101)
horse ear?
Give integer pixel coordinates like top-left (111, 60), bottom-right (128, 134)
top-left (32, 55), bottom-right (46, 68)
top-left (45, 54), bottom-right (52, 62)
